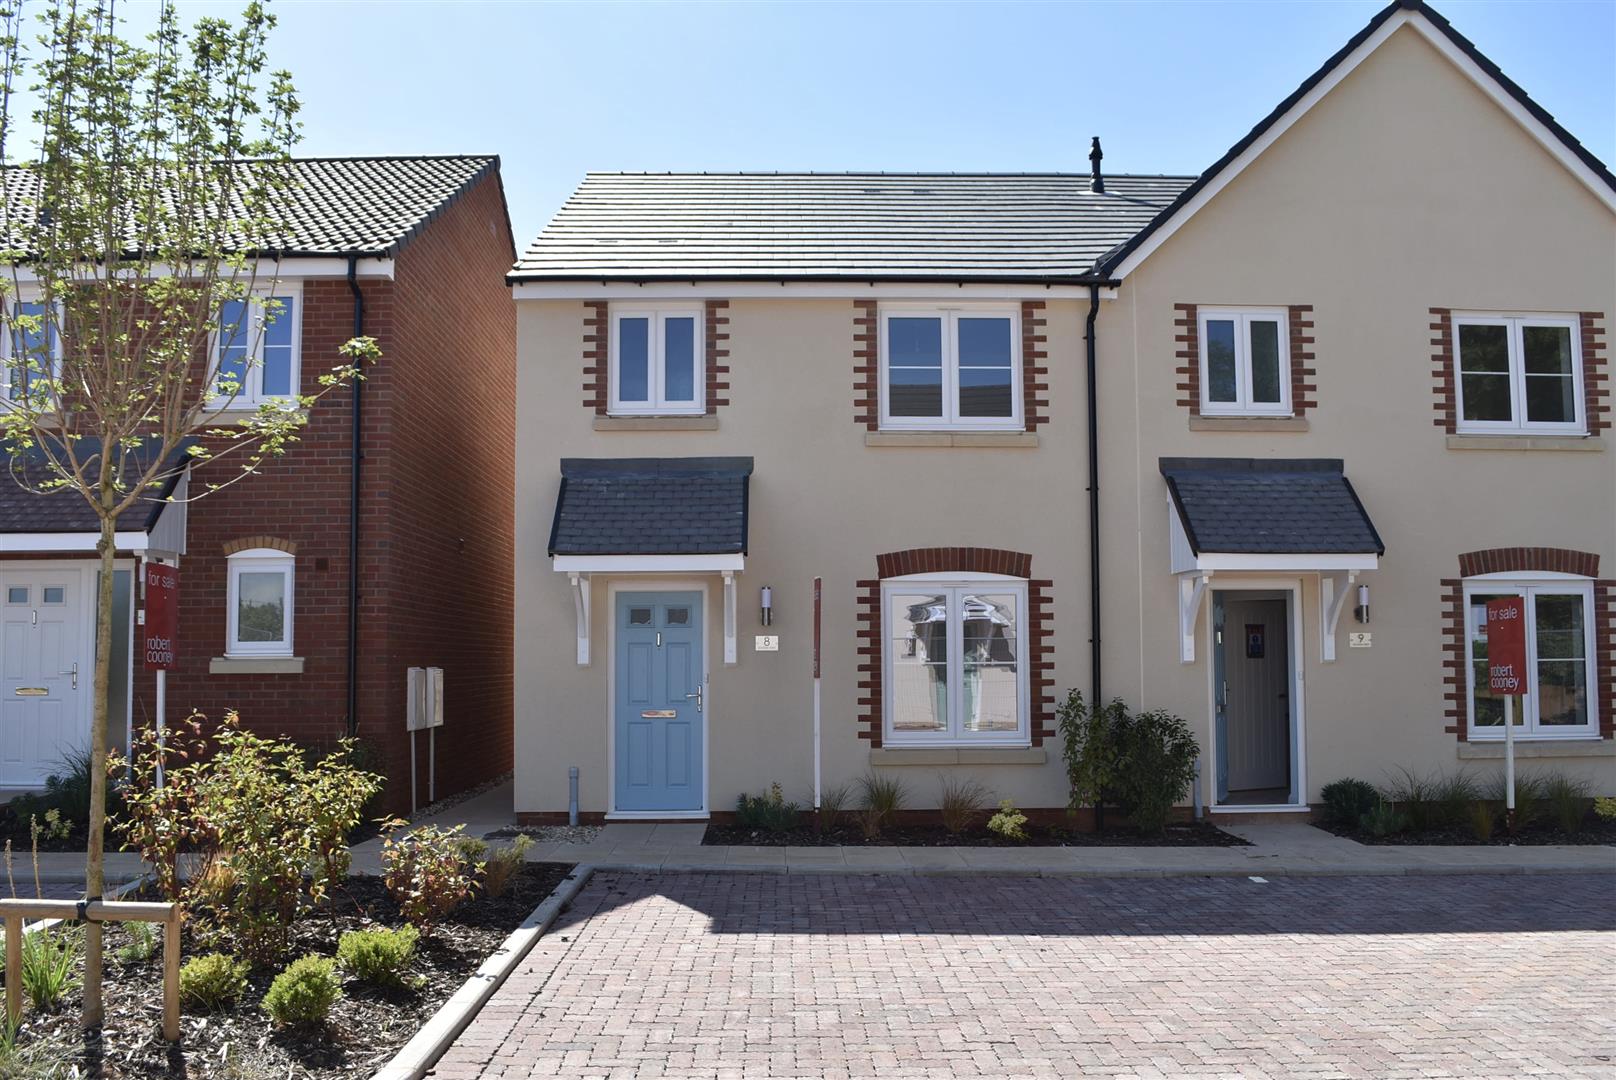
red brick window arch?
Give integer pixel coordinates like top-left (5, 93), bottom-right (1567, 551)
top-left (1441, 548), bottom-right (1613, 741)
top-left (856, 548), bottom-right (1053, 747)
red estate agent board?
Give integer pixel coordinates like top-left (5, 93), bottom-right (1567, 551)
top-left (1485, 596), bottom-right (1526, 695)
top-left (144, 563), bottom-right (178, 670)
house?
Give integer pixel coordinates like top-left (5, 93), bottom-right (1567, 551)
top-left (510, 0), bottom-right (1614, 822)
top-left (0, 155), bottom-right (516, 813)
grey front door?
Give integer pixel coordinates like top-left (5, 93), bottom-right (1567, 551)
top-left (1216, 594), bottom-right (1291, 800)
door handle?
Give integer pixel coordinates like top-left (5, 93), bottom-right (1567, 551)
top-left (59, 662), bottom-right (77, 690)
top-left (685, 685), bottom-right (703, 713)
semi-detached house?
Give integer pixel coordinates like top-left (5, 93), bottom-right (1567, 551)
top-left (511, 0), bottom-right (1614, 821)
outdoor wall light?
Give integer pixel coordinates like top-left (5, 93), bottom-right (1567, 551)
top-left (1355, 583), bottom-right (1370, 624)
top-left (760, 585), bottom-right (773, 627)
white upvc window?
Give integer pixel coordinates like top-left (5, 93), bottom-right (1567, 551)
top-left (879, 305), bottom-right (1021, 430)
top-left (211, 282), bottom-right (302, 408)
top-left (1198, 308), bottom-right (1290, 417)
top-left (2, 289), bottom-right (61, 406)
top-left (1453, 313), bottom-right (1585, 435)
top-left (1463, 574), bottom-right (1598, 740)
top-left (882, 574), bottom-right (1029, 746)
top-left (226, 548), bottom-right (295, 658)
top-left (609, 304), bottom-right (704, 415)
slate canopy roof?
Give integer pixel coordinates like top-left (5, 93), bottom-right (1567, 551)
top-left (0, 439), bottom-right (196, 535)
top-left (1159, 458), bottom-right (1384, 556)
top-left (549, 458), bottom-right (753, 557)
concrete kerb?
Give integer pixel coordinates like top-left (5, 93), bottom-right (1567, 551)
top-left (576, 858), bottom-right (1609, 879)
top-left (370, 865), bottom-right (595, 1080)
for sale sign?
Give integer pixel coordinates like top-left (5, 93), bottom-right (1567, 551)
top-left (143, 562), bottom-right (178, 670)
top-left (1485, 597), bottom-right (1526, 695)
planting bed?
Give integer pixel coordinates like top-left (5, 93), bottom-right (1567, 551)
top-left (703, 820), bottom-right (1246, 847)
top-left (10, 862), bottom-right (574, 1079)
top-left (1318, 817), bottom-right (1616, 846)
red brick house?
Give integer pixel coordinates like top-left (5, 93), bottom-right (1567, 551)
top-left (0, 156), bottom-right (515, 812)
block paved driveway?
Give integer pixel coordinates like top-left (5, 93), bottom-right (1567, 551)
top-left (432, 871), bottom-right (1616, 1079)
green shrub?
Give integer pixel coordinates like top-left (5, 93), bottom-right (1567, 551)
top-left (937, 776), bottom-right (990, 834)
top-left (817, 783), bottom-right (852, 832)
top-left (337, 926), bottom-right (420, 989)
top-left (1595, 796), bottom-right (1616, 822)
top-left (1111, 708), bottom-right (1199, 835)
top-left (856, 773), bottom-right (907, 839)
top-left (115, 922), bottom-right (158, 963)
top-left (1057, 690), bottom-right (1125, 821)
top-left (1360, 800), bottom-right (1408, 838)
top-left (1320, 779), bottom-right (1381, 827)
top-left (735, 783), bottom-right (800, 835)
top-left (1469, 800), bottom-right (1497, 841)
top-left (483, 836), bottom-right (534, 899)
top-left (180, 953), bottom-right (248, 1012)
top-left (381, 823), bottom-right (483, 937)
top-left (1541, 773), bottom-right (1592, 835)
top-left (1484, 772), bottom-right (1545, 829)
top-left (21, 926), bottom-right (79, 1010)
top-left (262, 955), bottom-right (342, 1027)
top-left (1382, 768), bottom-right (1478, 833)
top-left (986, 799), bottom-right (1028, 842)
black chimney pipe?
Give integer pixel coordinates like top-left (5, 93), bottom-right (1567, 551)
top-left (1089, 137), bottom-right (1105, 194)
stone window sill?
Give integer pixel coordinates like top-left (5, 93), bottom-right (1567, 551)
top-left (210, 656), bottom-right (305, 675)
top-left (1189, 416), bottom-right (1309, 432)
top-left (1445, 435), bottom-right (1603, 452)
top-left (865, 432), bottom-right (1039, 448)
top-left (1456, 739), bottom-right (1612, 759)
top-left (868, 747), bottom-right (1046, 766)
top-left (595, 415), bottom-right (718, 431)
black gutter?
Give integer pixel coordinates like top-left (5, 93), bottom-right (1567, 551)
top-left (1085, 283), bottom-right (1103, 709)
top-left (507, 272), bottom-right (1125, 288)
top-left (345, 256), bottom-right (364, 739)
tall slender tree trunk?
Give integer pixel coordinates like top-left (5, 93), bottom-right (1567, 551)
top-left (83, 508), bottom-right (115, 1027)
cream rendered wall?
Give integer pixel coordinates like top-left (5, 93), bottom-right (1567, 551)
top-left (515, 297), bottom-right (1095, 814)
top-left (1101, 25), bottom-right (1616, 801)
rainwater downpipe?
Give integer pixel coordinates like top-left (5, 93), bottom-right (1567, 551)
top-left (346, 256), bottom-right (364, 739)
top-left (1085, 282), bottom-right (1102, 710)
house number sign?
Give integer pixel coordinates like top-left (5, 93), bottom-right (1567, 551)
top-left (755, 635), bottom-right (780, 652)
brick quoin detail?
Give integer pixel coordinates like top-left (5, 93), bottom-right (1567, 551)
top-left (1582, 311), bottom-right (1609, 434)
top-left (856, 548), bottom-right (1054, 748)
top-left (1441, 549), bottom-right (1612, 741)
top-left (1021, 301), bottom-right (1049, 428)
top-left (582, 301), bottom-right (608, 415)
top-left (853, 300), bottom-right (878, 430)
top-left (1288, 305), bottom-right (1317, 416)
top-left (221, 535), bottom-right (297, 556)
top-left (1173, 303), bottom-right (1201, 415)
top-left (1176, 303), bottom-right (1314, 417)
top-left (1430, 308), bottom-right (1457, 432)
top-left (705, 300), bottom-right (731, 414)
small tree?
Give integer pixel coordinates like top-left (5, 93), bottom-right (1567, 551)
top-left (1112, 709), bottom-right (1199, 835)
top-left (1056, 690), bottom-right (1123, 831)
top-left (0, 0), bottom-right (378, 1024)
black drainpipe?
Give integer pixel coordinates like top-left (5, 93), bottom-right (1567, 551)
top-left (346, 256), bottom-right (364, 738)
top-left (1085, 282), bottom-right (1102, 709)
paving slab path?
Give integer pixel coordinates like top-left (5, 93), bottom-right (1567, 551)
top-left (429, 870), bottom-right (1616, 1079)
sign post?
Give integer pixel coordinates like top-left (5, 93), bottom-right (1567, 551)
top-left (1485, 596), bottom-right (1527, 834)
top-left (812, 577), bottom-right (822, 827)
top-left (142, 561), bottom-right (179, 788)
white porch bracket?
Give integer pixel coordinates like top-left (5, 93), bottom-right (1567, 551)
top-left (1320, 570), bottom-right (1358, 663)
top-left (1177, 570), bottom-right (1213, 664)
top-left (569, 572), bottom-right (592, 666)
top-left (722, 571), bottom-right (737, 665)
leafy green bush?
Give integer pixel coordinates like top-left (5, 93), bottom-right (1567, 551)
top-left (1360, 800), bottom-right (1408, 838)
top-left (115, 922), bottom-right (158, 964)
top-left (262, 954), bottom-right (342, 1027)
top-left (986, 800), bottom-right (1028, 842)
top-left (1057, 690), bottom-right (1125, 821)
top-left (337, 926), bottom-right (420, 989)
top-left (856, 773), bottom-right (907, 839)
top-left (483, 835), bottom-right (534, 899)
top-left (1595, 796), bottom-right (1616, 821)
top-left (735, 783), bottom-right (800, 834)
top-left (1320, 779), bottom-right (1381, 827)
top-left (381, 823), bottom-right (483, 937)
top-left (180, 953), bottom-right (248, 1012)
top-left (20, 926), bottom-right (79, 1010)
top-left (937, 776), bottom-right (990, 834)
top-left (1541, 773), bottom-right (1592, 835)
top-left (1111, 708), bottom-right (1199, 835)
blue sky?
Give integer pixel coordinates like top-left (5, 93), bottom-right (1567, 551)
top-left (122, 1), bottom-right (1616, 246)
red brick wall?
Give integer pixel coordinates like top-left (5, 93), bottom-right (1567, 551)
top-left (130, 172), bottom-right (515, 814)
top-left (1582, 311), bottom-right (1608, 434)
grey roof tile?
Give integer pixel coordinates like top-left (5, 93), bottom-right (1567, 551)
top-left (0, 439), bottom-right (195, 534)
top-left (511, 172), bottom-right (1195, 281)
top-left (1159, 458), bottom-right (1384, 555)
top-left (549, 457), bottom-right (753, 556)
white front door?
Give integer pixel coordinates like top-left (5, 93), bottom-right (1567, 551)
top-left (0, 570), bottom-right (88, 788)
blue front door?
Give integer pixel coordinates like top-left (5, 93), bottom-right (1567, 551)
top-left (615, 591), bottom-right (704, 812)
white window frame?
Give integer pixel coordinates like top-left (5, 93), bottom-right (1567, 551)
top-left (209, 281), bottom-right (303, 409)
top-left (1197, 307), bottom-right (1292, 417)
top-left (225, 548), bottom-right (295, 658)
top-left (878, 304), bottom-right (1022, 431)
top-left (1452, 312), bottom-right (1585, 435)
top-left (608, 303), bottom-right (705, 416)
top-left (881, 572), bottom-right (1030, 747)
top-left (1462, 572), bottom-right (1599, 740)
top-left (1, 287), bottom-right (61, 406)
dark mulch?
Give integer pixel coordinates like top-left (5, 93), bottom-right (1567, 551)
top-left (1318, 816), bottom-right (1616, 846)
top-left (703, 820), bottom-right (1246, 847)
top-left (11, 862), bottom-right (575, 1079)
